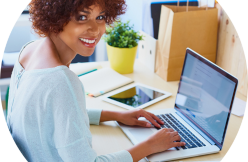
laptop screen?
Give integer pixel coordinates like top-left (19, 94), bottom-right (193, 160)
top-left (175, 49), bottom-right (238, 149)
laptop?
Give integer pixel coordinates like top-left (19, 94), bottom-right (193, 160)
top-left (117, 48), bottom-right (238, 161)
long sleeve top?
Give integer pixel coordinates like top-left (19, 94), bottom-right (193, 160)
top-left (6, 42), bottom-right (133, 162)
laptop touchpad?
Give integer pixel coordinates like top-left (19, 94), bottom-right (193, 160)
top-left (128, 128), bottom-right (155, 143)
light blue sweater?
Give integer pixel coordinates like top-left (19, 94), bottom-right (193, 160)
top-left (6, 42), bottom-right (133, 162)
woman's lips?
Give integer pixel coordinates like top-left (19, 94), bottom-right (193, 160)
top-left (79, 39), bottom-right (96, 48)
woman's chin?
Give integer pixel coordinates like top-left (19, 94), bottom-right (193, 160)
top-left (78, 51), bottom-right (94, 57)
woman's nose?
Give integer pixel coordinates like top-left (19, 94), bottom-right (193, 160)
top-left (87, 21), bottom-right (100, 36)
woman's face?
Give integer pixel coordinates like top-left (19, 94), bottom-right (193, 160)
top-left (58, 5), bottom-right (106, 57)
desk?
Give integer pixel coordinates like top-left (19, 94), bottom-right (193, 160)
top-left (86, 60), bottom-right (245, 162)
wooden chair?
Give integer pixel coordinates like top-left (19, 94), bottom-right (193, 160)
top-left (0, 127), bottom-right (22, 162)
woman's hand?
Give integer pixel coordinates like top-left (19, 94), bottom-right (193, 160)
top-left (127, 128), bottom-right (186, 162)
top-left (117, 109), bottom-right (164, 128)
top-left (100, 109), bottom-right (186, 161)
top-left (129, 129), bottom-right (185, 162)
top-left (146, 128), bottom-right (185, 154)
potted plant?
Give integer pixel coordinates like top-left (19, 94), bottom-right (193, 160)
top-left (103, 21), bottom-right (143, 74)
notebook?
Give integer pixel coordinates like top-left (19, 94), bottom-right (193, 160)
top-left (69, 62), bottom-right (102, 77)
top-left (78, 68), bottom-right (134, 97)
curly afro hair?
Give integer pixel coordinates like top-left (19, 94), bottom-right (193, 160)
top-left (29, 0), bottom-right (127, 37)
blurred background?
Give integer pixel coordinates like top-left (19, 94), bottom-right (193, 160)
top-left (0, 0), bottom-right (215, 119)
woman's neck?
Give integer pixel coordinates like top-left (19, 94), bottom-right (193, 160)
top-left (48, 34), bottom-right (77, 67)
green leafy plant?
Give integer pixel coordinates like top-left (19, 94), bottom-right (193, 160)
top-left (103, 21), bottom-right (143, 48)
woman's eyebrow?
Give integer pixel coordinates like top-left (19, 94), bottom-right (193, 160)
top-left (81, 10), bottom-right (90, 14)
top-left (80, 10), bottom-right (105, 14)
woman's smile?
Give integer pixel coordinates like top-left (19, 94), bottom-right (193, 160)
top-left (79, 37), bottom-right (97, 48)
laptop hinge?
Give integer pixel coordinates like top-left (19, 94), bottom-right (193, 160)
top-left (175, 111), bottom-right (215, 145)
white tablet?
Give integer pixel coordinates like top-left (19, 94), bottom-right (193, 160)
top-left (102, 83), bottom-right (172, 110)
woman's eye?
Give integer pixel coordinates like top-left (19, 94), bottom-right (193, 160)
top-left (79, 15), bottom-right (87, 21)
top-left (97, 15), bottom-right (105, 20)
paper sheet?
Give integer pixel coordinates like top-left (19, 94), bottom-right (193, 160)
top-left (231, 97), bottom-right (247, 117)
top-left (69, 62), bottom-right (102, 75)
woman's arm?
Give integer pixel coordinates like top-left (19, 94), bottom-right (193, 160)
top-left (100, 109), bottom-right (164, 128)
top-left (127, 128), bottom-right (185, 162)
top-left (99, 109), bottom-right (185, 162)
top-left (100, 110), bottom-right (121, 122)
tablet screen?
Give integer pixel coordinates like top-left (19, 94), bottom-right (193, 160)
top-left (108, 85), bottom-right (164, 108)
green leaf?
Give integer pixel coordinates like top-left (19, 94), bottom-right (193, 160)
top-left (103, 20), bottom-right (143, 48)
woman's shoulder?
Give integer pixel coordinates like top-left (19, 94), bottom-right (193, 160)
top-left (42, 69), bottom-right (85, 106)
top-left (28, 66), bottom-right (81, 88)
top-left (17, 38), bottom-right (84, 94)
top-left (19, 38), bottom-right (63, 71)
top-left (18, 67), bottom-right (84, 104)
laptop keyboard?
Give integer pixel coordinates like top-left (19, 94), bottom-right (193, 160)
top-left (155, 113), bottom-right (206, 150)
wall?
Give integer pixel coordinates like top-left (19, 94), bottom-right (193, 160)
top-left (216, 3), bottom-right (248, 97)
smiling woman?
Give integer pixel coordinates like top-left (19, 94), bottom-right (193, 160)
top-left (28, 0), bottom-right (126, 61)
top-left (29, 0), bottom-right (126, 36)
top-left (6, 0), bottom-right (185, 162)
